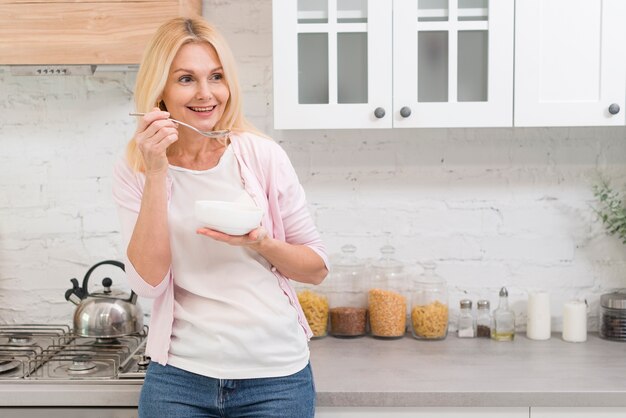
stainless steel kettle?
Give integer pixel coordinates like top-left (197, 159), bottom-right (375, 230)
top-left (64, 260), bottom-right (143, 338)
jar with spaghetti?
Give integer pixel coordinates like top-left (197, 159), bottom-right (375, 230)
top-left (297, 287), bottom-right (329, 339)
top-left (327, 244), bottom-right (368, 338)
top-left (410, 262), bottom-right (449, 340)
top-left (368, 245), bottom-right (408, 339)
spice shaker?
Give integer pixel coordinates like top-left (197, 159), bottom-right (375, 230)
top-left (327, 244), bottom-right (368, 338)
top-left (476, 299), bottom-right (492, 338)
top-left (457, 299), bottom-right (475, 338)
top-left (368, 245), bottom-right (408, 339)
top-left (492, 287), bottom-right (515, 341)
top-left (410, 262), bottom-right (449, 340)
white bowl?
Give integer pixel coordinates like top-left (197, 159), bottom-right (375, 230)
top-left (194, 200), bottom-right (263, 236)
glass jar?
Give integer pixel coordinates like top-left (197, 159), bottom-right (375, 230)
top-left (410, 262), bottom-right (449, 340)
top-left (476, 299), bottom-right (492, 338)
top-left (297, 284), bottom-right (329, 339)
top-left (599, 291), bottom-right (626, 341)
top-left (368, 245), bottom-right (408, 339)
top-left (327, 244), bottom-right (368, 338)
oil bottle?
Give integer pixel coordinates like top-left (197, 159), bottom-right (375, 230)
top-left (492, 287), bottom-right (515, 341)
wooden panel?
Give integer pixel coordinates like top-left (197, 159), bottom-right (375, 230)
top-left (0, 0), bottom-right (202, 64)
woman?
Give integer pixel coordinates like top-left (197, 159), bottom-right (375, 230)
top-left (112, 17), bottom-right (329, 418)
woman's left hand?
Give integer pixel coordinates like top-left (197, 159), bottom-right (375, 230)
top-left (196, 226), bottom-right (268, 249)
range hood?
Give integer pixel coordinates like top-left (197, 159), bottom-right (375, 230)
top-left (0, 0), bottom-right (201, 73)
top-left (8, 65), bottom-right (138, 76)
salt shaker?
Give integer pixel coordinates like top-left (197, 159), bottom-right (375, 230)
top-left (457, 299), bottom-right (476, 338)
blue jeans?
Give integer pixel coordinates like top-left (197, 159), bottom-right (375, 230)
top-left (138, 362), bottom-right (315, 418)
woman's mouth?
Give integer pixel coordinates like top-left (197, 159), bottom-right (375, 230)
top-left (189, 105), bottom-right (216, 112)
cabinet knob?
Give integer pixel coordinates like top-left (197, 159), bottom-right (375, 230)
top-left (608, 103), bottom-right (620, 115)
top-left (400, 106), bottom-right (412, 118)
top-left (374, 107), bottom-right (385, 119)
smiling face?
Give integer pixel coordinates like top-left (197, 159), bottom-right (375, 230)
top-left (160, 41), bottom-right (230, 134)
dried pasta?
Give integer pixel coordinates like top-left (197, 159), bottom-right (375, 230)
top-left (297, 290), bottom-right (329, 337)
top-left (368, 289), bottom-right (407, 337)
top-left (411, 301), bottom-right (449, 339)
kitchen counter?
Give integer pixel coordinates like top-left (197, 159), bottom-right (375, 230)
top-left (310, 333), bottom-right (626, 407)
top-left (1, 333), bottom-right (625, 407)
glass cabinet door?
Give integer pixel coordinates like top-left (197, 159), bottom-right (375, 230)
top-left (273, 0), bottom-right (392, 129)
top-left (393, 0), bottom-right (514, 127)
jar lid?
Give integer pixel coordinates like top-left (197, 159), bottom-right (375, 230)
top-left (417, 261), bottom-right (444, 284)
top-left (372, 245), bottom-right (404, 272)
top-left (334, 244), bottom-right (366, 268)
top-left (600, 291), bottom-right (626, 309)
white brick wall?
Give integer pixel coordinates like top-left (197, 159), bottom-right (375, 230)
top-left (0, 0), bottom-right (624, 334)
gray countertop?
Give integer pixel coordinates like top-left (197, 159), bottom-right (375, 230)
top-left (309, 332), bottom-right (626, 407)
top-left (1, 333), bottom-right (625, 407)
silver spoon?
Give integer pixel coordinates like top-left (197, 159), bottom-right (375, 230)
top-left (129, 112), bottom-right (230, 138)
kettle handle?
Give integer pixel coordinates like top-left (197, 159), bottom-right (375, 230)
top-left (81, 260), bottom-right (136, 302)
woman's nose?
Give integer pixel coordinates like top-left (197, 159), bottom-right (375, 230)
top-left (195, 81), bottom-right (213, 100)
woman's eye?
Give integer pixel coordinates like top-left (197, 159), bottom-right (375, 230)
top-left (211, 73), bottom-right (223, 81)
top-left (179, 76), bottom-right (193, 83)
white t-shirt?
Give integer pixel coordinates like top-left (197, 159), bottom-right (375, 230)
top-left (166, 146), bottom-right (309, 379)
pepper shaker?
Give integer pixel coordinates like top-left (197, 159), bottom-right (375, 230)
top-left (476, 299), bottom-right (492, 338)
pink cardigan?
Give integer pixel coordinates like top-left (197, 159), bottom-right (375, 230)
top-left (112, 131), bottom-right (329, 365)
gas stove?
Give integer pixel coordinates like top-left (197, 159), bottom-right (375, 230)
top-left (0, 324), bottom-right (149, 381)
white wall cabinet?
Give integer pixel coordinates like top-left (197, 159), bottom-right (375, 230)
top-left (273, 0), bottom-right (626, 129)
top-left (393, 0), bottom-right (513, 128)
top-left (514, 0), bottom-right (626, 127)
top-left (272, 0), bottom-right (514, 129)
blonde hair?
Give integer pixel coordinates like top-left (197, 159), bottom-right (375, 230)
top-left (127, 17), bottom-right (260, 172)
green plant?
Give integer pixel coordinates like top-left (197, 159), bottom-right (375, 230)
top-left (593, 180), bottom-right (626, 245)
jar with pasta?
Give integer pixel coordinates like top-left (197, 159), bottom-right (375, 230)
top-left (297, 288), bottom-right (329, 339)
top-left (327, 244), bottom-right (368, 338)
top-left (368, 245), bottom-right (408, 339)
top-left (410, 262), bottom-right (449, 340)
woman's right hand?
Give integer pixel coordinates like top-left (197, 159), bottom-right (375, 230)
top-left (133, 108), bottom-right (178, 177)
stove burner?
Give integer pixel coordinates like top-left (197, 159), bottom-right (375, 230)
top-left (7, 333), bottom-right (34, 346)
top-left (0, 359), bottom-right (20, 374)
top-left (68, 355), bottom-right (97, 373)
top-left (94, 338), bottom-right (120, 345)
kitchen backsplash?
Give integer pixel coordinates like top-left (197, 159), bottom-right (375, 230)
top-left (0, 0), bottom-right (625, 331)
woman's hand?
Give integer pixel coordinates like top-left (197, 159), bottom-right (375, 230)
top-left (196, 226), bottom-right (327, 284)
top-left (133, 108), bottom-right (178, 177)
top-left (196, 226), bottom-right (268, 249)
